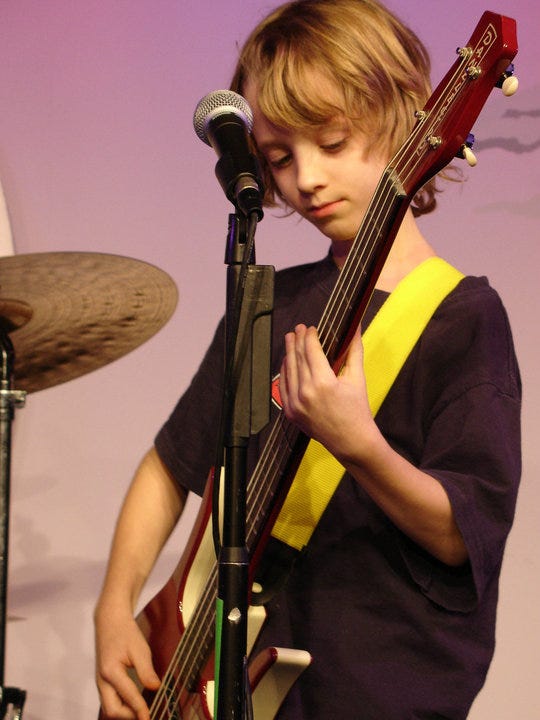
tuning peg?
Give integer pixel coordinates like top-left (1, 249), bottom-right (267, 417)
top-left (457, 133), bottom-right (477, 167)
top-left (497, 63), bottom-right (519, 97)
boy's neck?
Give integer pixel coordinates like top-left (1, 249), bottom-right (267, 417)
top-left (331, 210), bottom-right (436, 293)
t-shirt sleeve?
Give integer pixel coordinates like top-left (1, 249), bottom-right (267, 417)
top-left (155, 318), bottom-right (226, 496)
top-left (394, 280), bottom-right (521, 611)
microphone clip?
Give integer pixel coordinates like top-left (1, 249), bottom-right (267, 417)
top-left (215, 153), bottom-right (264, 220)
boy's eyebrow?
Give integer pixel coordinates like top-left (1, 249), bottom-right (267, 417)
top-left (254, 116), bottom-right (351, 153)
top-left (257, 139), bottom-right (289, 152)
top-left (253, 128), bottom-right (294, 152)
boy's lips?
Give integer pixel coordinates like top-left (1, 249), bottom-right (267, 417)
top-left (307, 199), bottom-right (344, 219)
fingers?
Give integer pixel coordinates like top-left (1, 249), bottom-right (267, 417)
top-left (283, 323), bottom-right (324, 372)
top-left (96, 623), bottom-right (160, 720)
top-left (98, 660), bottom-right (157, 720)
top-left (137, 652), bottom-right (161, 693)
top-left (280, 324), bottom-right (307, 412)
top-left (98, 678), bottom-right (141, 720)
top-left (280, 324), bottom-right (327, 419)
top-left (341, 328), bottom-right (364, 382)
top-left (280, 324), bottom-right (366, 417)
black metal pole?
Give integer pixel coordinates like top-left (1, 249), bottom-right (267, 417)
top-left (215, 212), bottom-right (273, 719)
top-left (0, 332), bottom-right (27, 718)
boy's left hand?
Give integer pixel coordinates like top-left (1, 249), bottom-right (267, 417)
top-left (279, 324), bottom-right (377, 463)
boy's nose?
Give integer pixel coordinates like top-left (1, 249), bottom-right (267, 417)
top-left (295, 153), bottom-right (326, 195)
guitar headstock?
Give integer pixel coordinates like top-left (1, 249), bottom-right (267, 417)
top-left (396, 11), bottom-right (518, 196)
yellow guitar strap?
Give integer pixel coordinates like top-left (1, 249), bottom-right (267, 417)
top-left (270, 257), bottom-right (464, 551)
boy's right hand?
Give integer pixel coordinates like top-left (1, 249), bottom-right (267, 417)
top-left (95, 604), bottom-right (160, 720)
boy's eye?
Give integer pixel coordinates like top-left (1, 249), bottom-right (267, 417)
top-left (268, 153), bottom-right (291, 169)
top-left (321, 138), bottom-right (347, 152)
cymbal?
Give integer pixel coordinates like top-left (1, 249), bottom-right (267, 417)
top-left (0, 251), bottom-right (178, 393)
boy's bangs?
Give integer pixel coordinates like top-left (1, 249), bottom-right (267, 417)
top-left (257, 55), bottom-right (348, 129)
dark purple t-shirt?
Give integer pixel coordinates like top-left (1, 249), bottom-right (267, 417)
top-left (155, 255), bottom-right (521, 719)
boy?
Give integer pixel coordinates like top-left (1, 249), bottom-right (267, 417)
top-left (95, 1), bottom-right (521, 718)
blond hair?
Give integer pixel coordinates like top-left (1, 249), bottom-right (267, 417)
top-left (231, 0), bottom-right (438, 215)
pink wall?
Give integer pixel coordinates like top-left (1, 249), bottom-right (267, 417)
top-left (0, 1), bottom-right (538, 717)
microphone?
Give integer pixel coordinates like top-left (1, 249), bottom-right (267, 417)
top-left (193, 90), bottom-right (264, 219)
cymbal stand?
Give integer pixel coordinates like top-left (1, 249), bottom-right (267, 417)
top-left (0, 331), bottom-right (26, 719)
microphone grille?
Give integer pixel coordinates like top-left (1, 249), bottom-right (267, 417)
top-left (193, 90), bottom-right (254, 145)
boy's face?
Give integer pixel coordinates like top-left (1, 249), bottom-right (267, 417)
top-left (244, 83), bottom-right (388, 264)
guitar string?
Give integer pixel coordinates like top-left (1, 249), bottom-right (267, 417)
top-left (148, 50), bottom-right (471, 719)
top-left (316, 46), bottom-right (474, 352)
top-left (149, 415), bottom-right (301, 719)
top-left (149, 565), bottom-right (219, 718)
top-left (244, 173), bottom-right (399, 540)
top-left (149, 410), bottom-right (306, 717)
top-left (245, 91), bottom-right (438, 514)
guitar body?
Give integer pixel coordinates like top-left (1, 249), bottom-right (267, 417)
top-left (133, 471), bottom-right (311, 720)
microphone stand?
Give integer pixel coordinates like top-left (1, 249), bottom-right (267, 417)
top-left (214, 210), bottom-right (274, 720)
top-left (0, 331), bottom-right (27, 720)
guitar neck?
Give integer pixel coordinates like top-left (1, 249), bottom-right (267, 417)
top-left (320, 170), bottom-right (409, 370)
top-left (243, 174), bottom-right (409, 561)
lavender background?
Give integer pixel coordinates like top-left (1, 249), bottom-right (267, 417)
top-left (0, 1), bottom-right (538, 717)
